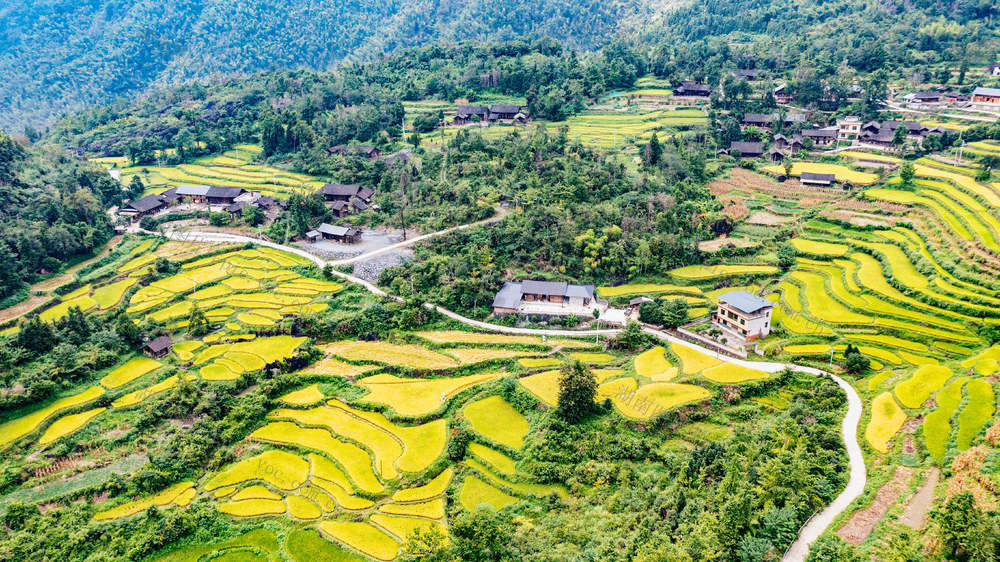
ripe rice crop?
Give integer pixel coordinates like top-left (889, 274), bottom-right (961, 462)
top-left (597, 283), bottom-right (703, 298)
top-left (671, 343), bottom-right (723, 375)
top-left (634, 346), bottom-right (674, 379)
top-left (518, 357), bottom-right (562, 368)
top-left (231, 485), bottom-right (282, 501)
top-left (250, 422), bottom-right (385, 494)
top-left (285, 495), bottom-right (322, 520)
top-left (218, 498), bottom-right (287, 517)
top-left (94, 482), bottom-right (194, 521)
top-left (307, 452), bottom-right (357, 495)
top-left (326, 340), bottom-right (457, 369)
top-left (923, 377), bottom-right (968, 462)
top-left (790, 271), bottom-right (873, 324)
top-left (701, 363), bottom-right (769, 383)
top-left (280, 384), bottom-right (325, 405)
top-left (446, 348), bottom-right (533, 364)
top-left (894, 365), bottom-right (954, 408)
top-left (172, 341), bottom-right (204, 361)
top-left (326, 401), bottom-right (447, 474)
top-left (866, 392), bottom-right (908, 454)
top-left (93, 278), bottom-right (139, 309)
top-left (100, 357), bottom-right (162, 388)
top-left (200, 363), bottom-right (239, 381)
top-left (763, 162), bottom-right (878, 184)
top-left (459, 475), bottom-right (518, 511)
top-left (956, 380), bottom-right (995, 450)
top-left (464, 395), bottom-right (530, 450)
top-left (790, 239), bottom-right (849, 256)
top-left (569, 352), bottom-right (615, 363)
top-left (379, 498), bottom-right (446, 519)
top-left (41, 295), bottom-right (97, 322)
top-left (466, 458), bottom-right (567, 498)
top-left (205, 450), bottom-right (311, 492)
top-left (113, 375), bottom-right (195, 407)
top-left (670, 264), bottom-right (778, 279)
top-left (469, 443), bottom-right (516, 474)
top-left (311, 476), bottom-right (376, 510)
top-left (519, 370), bottom-right (562, 406)
top-left (370, 513), bottom-right (446, 542)
top-left (222, 276), bottom-right (260, 290)
top-left (38, 407), bottom-right (106, 445)
top-left (0, 386), bottom-right (105, 447)
top-left (299, 357), bottom-right (377, 377)
top-left (358, 373), bottom-right (497, 417)
top-left (392, 468), bottom-right (453, 503)
top-left (319, 521), bottom-right (398, 562)
top-left (844, 334), bottom-right (928, 352)
top-left (784, 344), bottom-right (831, 355)
top-left (612, 383), bottom-right (711, 419)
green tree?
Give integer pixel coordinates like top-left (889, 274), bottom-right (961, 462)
top-left (777, 243), bottom-right (797, 270)
top-left (643, 132), bottom-right (662, 165)
top-left (449, 506), bottom-right (515, 562)
top-left (892, 125), bottom-right (907, 147)
top-left (805, 535), bottom-right (861, 562)
top-left (662, 298), bottom-right (689, 328)
top-left (556, 360), bottom-right (597, 423)
top-left (899, 162), bottom-right (916, 186)
top-left (936, 491), bottom-right (998, 560)
top-left (188, 305), bottom-right (209, 336)
top-left (242, 204), bottom-right (265, 226)
top-left (116, 313), bottom-right (141, 345)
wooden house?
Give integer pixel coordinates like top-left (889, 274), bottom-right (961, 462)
top-left (489, 105), bottom-right (522, 121)
top-left (454, 106), bottom-right (488, 125)
top-left (972, 87), bottom-right (1000, 108)
top-left (120, 194), bottom-right (167, 218)
top-left (319, 184), bottom-right (374, 204)
top-left (205, 186), bottom-right (245, 205)
top-left (800, 172), bottom-right (836, 187)
top-left (307, 223), bottom-right (362, 244)
top-left (143, 336), bottom-right (173, 359)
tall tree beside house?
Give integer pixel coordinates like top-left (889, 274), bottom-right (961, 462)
top-left (892, 125), bottom-right (907, 147)
top-left (556, 361), bottom-right (598, 423)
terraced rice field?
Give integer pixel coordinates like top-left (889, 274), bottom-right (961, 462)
top-left (558, 108), bottom-right (707, 148)
top-left (866, 392), bottom-right (908, 454)
top-left (894, 365), bottom-right (953, 408)
top-left (464, 396), bottom-right (529, 450)
top-left (923, 377), bottom-right (968, 462)
top-left (955, 380), bottom-right (995, 450)
top-left (762, 162), bottom-right (878, 184)
top-left (100, 357), bottom-right (162, 388)
top-left (358, 373), bottom-right (499, 416)
top-left (670, 264), bottom-right (778, 280)
top-left (597, 283), bottom-right (703, 298)
top-left (0, 386), bottom-right (105, 447)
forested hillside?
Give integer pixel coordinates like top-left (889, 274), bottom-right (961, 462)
top-left (0, 0), bottom-right (646, 131)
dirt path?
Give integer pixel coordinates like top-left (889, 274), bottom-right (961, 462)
top-left (836, 466), bottom-right (914, 545)
top-left (899, 468), bottom-right (939, 529)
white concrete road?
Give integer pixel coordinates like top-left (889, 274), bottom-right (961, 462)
top-left (149, 225), bottom-right (865, 560)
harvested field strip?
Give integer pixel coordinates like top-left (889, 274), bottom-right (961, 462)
top-left (100, 357), bottom-right (162, 388)
top-left (205, 450), bottom-right (311, 492)
top-left (956, 379), bottom-right (995, 450)
top-left (670, 264), bottom-right (778, 279)
top-left (446, 347), bottom-right (533, 364)
top-left (392, 468), bottom-right (454, 502)
top-left (763, 162), bottom-right (878, 184)
top-left (459, 475), bottom-right (518, 511)
top-left (464, 395), bottom-right (529, 450)
top-left (415, 330), bottom-right (545, 346)
top-left (866, 392), bottom-right (908, 454)
top-left (250, 421), bottom-right (385, 493)
top-left (39, 407), bottom-right (106, 445)
top-left (0, 386), bottom-right (105, 447)
top-left (358, 373), bottom-right (498, 417)
top-left (844, 334), bottom-right (928, 352)
top-left (923, 377), bottom-right (968, 462)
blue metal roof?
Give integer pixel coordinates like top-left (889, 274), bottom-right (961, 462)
top-left (717, 290), bottom-right (773, 314)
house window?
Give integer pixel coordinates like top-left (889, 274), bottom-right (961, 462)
top-left (740, 318), bottom-right (745, 325)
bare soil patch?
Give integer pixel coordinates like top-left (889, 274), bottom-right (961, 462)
top-left (747, 211), bottom-right (794, 226)
top-left (837, 466), bottom-right (914, 545)
top-left (900, 468), bottom-right (939, 529)
top-left (698, 237), bottom-right (757, 252)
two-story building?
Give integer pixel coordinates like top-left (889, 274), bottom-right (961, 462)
top-left (837, 116), bottom-right (862, 141)
top-left (712, 290), bottom-right (774, 341)
top-left (492, 280), bottom-right (598, 316)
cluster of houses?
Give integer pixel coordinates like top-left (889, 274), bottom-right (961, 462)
top-left (119, 185), bottom-right (285, 221)
top-left (453, 105), bottom-right (528, 125)
top-left (318, 183), bottom-right (375, 216)
top-left (855, 120), bottom-right (959, 147)
top-left (899, 86), bottom-right (1000, 110)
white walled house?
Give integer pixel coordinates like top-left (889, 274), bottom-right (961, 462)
top-left (712, 290), bottom-right (774, 341)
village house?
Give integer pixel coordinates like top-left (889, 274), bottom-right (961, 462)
top-left (305, 223), bottom-right (362, 244)
top-left (319, 183), bottom-right (374, 204)
top-left (773, 134), bottom-right (804, 152)
top-left (205, 186), bottom-right (245, 206)
top-left (773, 84), bottom-right (793, 103)
top-left (801, 127), bottom-right (839, 146)
top-left (837, 116), bottom-right (862, 141)
top-left (673, 81), bottom-right (712, 98)
top-left (119, 194), bottom-right (168, 219)
top-left (175, 184), bottom-right (211, 203)
top-left (902, 91), bottom-right (942, 105)
top-left (143, 336), bottom-right (173, 359)
top-left (488, 105), bottom-right (523, 121)
top-left (731, 69), bottom-right (759, 81)
top-left (767, 147), bottom-right (785, 163)
top-left (328, 145), bottom-right (382, 161)
top-left (711, 290), bottom-right (773, 341)
top-left (492, 280), bottom-right (598, 316)
top-left (972, 87), bottom-right (1000, 109)
top-left (382, 149), bottom-right (413, 166)
top-left (742, 113), bottom-right (776, 129)
top-left (453, 106), bottom-right (488, 125)
top-left (724, 141), bottom-right (764, 159)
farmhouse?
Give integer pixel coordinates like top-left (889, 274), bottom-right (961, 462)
top-left (175, 185), bottom-right (211, 203)
top-left (454, 106), bottom-right (488, 125)
top-left (382, 150), bottom-right (412, 166)
top-left (731, 69), bottom-right (759, 81)
top-left (801, 127), bottom-right (838, 146)
top-left (972, 87), bottom-right (1000, 108)
top-left (489, 105), bottom-right (522, 121)
top-left (712, 290), bottom-right (773, 341)
top-left (768, 147), bottom-right (786, 162)
top-left (773, 83), bottom-right (793, 103)
top-left (328, 145), bottom-right (382, 160)
top-left (492, 280), bottom-right (598, 316)
top-left (837, 116), bottom-right (862, 141)
top-left (205, 186), bottom-right (245, 205)
top-left (305, 223), bottom-right (362, 244)
top-left (800, 172), bottom-right (837, 187)
top-left (120, 194), bottom-right (167, 218)
top-left (143, 336), bottom-right (173, 359)
top-left (989, 64), bottom-right (1000, 77)
top-left (742, 113), bottom-right (776, 129)
top-left (902, 91), bottom-right (942, 104)
top-left (319, 183), bottom-right (374, 204)
top-left (727, 141), bottom-right (764, 158)
top-left (674, 81), bottom-right (711, 97)
top-left (773, 134), bottom-right (803, 151)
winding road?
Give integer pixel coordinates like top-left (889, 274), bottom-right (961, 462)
top-left (151, 224), bottom-right (865, 561)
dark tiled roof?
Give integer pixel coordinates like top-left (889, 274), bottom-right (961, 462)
top-left (320, 183), bottom-right (362, 197)
top-left (205, 186), bottom-right (244, 199)
top-left (144, 335), bottom-right (172, 354)
top-left (490, 105), bottom-right (521, 114)
top-left (521, 280), bottom-right (568, 296)
top-left (457, 106), bottom-right (488, 116)
top-left (492, 281), bottom-right (523, 309)
top-left (124, 194), bottom-right (166, 213)
top-left (730, 141), bottom-right (764, 154)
